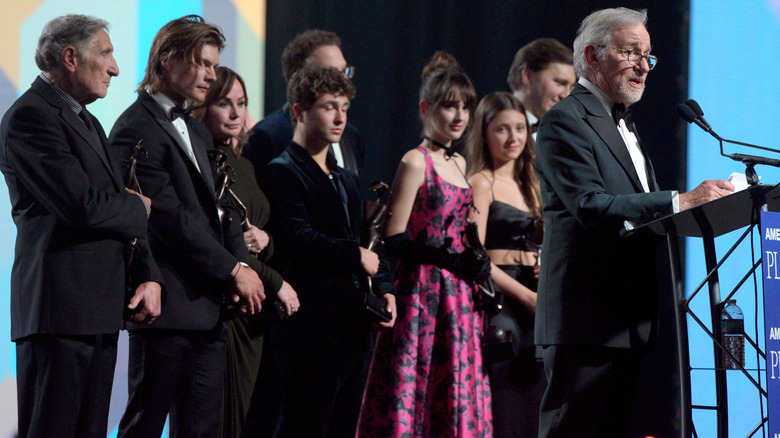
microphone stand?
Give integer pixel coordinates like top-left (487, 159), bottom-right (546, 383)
top-left (677, 101), bottom-right (779, 437)
top-left (717, 137), bottom-right (780, 186)
top-left (682, 103), bottom-right (780, 186)
top-left (696, 124), bottom-right (777, 211)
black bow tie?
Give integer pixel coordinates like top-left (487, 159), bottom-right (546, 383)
top-left (531, 121), bottom-right (540, 134)
top-left (612, 102), bottom-right (642, 139)
top-left (170, 105), bottom-right (192, 121)
top-left (611, 103), bottom-right (632, 125)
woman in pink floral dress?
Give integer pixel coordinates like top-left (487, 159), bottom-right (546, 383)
top-left (357, 51), bottom-right (493, 437)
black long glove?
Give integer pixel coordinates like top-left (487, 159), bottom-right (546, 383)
top-left (384, 232), bottom-right (491, 283)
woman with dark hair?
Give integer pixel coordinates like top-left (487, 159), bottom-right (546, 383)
top-left (357, 52), bottom-right (492, 437)
top-left (465, 91), bottom-right (545, 438)
top-left (193, 66), bottom-right (299, 438)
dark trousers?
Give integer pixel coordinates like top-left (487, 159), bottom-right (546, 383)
top-left (489, 264), bottom-right (545, 438)
top-left (117, 324), bottom-right (227, 438)
top-left (16, 333), bottom-right (118, 438)
top-left (276, 341), bottom-right (373, 438)
top-left (490, 351), bottom-right (546, 438)
top-left (538, 344), bottom-right (642, 438)
top-left (241, 321), bottom-right (285, 438)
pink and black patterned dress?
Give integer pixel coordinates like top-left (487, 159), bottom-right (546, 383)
top-left (357, 146), bottom-right (493, 437)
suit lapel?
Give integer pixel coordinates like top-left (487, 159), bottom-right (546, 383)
top-left (139, 91), bottom-right (216, 197)
top-left (187, 120), bottom-right (216, 192)
top-left (31, 78), bottom-right (120, 188)
top-left (91, 114), bottom-right (124, 190)
top-left (575, 86), bottom-right (645, 193)
top-left (342, 171), bottom-right (361, 237)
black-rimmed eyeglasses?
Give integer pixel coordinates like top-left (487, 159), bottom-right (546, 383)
top-left (601, 45), bottom-right (657, 70)
top-left (343, 66), bottom-right (355, 79)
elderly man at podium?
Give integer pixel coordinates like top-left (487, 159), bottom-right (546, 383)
top-left (534, 7), bottom-right (734, 437)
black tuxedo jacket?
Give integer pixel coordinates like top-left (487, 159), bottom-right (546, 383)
top-left (244, 104), bottom-right (365, 180)
top-left (0, 77), bottom-right (160, 340)
top-left (110, 90), bottom-right (248, 331)
top-left (260, 143), bottom-right (392, 347)
top-left (534, 83), bottom-right (675, 350)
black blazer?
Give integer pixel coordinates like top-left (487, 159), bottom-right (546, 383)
top-left (260, 143), bottom-right (392, 347)
top-left (0, 77), bottom-right (160, 340)
top-left (534, 83), bottom-right (674, 350)
top-left (110, 90), bottom-right (248, 331)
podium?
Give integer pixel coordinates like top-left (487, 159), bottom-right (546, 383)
top-left (635, 183), bottom-right (780, 438)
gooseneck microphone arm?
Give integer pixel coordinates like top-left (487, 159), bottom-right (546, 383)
top-left (677, 99), bottom-right (780, 185)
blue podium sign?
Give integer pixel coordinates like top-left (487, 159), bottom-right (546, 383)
top-left (762, 210), bottom-right (780, 435)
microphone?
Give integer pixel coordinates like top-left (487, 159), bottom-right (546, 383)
top-left (676, 103), bottom-right (713, 134)
top-left (684, 99), bottom-right (712, 132)
top-left (684, 99), bottom-right (703, 116)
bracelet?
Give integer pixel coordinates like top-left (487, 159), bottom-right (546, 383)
top-left (231, 262), bottom-right (250, 278)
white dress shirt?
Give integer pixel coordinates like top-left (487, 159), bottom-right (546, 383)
top-left (579, 77), bottom-right (649, 193)
top-left (149, 90), bottom-right (202, 174)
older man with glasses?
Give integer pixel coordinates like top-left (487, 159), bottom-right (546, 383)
top-left (534, 7), bottom-right (733, 437)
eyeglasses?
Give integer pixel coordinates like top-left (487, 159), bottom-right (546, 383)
top-left (343, 65), bottom-right (355, 79)
top-left (601, 45), bottom-right (657, 70)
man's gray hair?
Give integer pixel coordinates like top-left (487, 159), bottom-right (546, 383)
top-left (34, 15), bottom-right (108, 72)
top-left (572, 8), bottom-right (647, 77)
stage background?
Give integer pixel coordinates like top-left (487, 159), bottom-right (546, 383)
top-left (0, 0), bottom-right (777, 437)
top-left (685, 0), bottom-right (780, 436)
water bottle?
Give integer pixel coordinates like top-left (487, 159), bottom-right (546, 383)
top-left (721, 299), bottom-right (745, 369)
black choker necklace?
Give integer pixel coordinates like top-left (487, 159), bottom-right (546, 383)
top-left (423, 136), bottom-right (456, 158)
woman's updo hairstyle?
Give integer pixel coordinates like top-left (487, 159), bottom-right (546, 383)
top-left (418, 51), bottom-right (477, 132)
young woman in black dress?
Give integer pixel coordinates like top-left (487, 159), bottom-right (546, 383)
top-left (465, 91), bottom-right (545, 438)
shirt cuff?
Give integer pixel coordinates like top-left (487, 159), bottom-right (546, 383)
top-left (671, 190), bottom-right (680, 213)
top-left (136, 194), bottom-right (150, 217)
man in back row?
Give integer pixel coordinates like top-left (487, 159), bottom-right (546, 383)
top-left (507, 37), bottom-right (576, 140)
top-left (243, 29), bottom-right (365, 179)
top-left (0, 15), bottom-right (162, 437)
